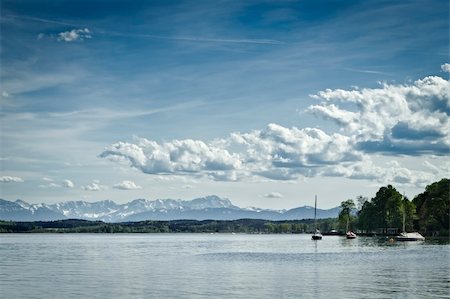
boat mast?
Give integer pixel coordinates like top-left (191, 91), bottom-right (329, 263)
top-left (314, 195), bottom-right (317, 231)
top-left (402, 193), bottom-right (406, 233)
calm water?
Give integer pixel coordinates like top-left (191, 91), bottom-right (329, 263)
top-left (0, 234), bottom-right (449, 298)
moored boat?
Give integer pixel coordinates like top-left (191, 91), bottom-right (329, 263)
top-left (346, 231), bottom-right (356, 239)
top-left (396, 232), bottom-right (425, 241)
top-left (311, 196), bottom-right (322, 240)
top-left (396, 194), bottom-right (425, 241)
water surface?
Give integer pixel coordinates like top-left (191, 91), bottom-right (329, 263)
top-left (1, 234), bottom-right (448, 298)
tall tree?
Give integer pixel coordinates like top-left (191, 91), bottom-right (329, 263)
top-left (356, 195), bottom-right (369, 210)
top-left (413, 178), bottom-right (449, 235)
top-left (371, 185), bottom-right (403, 233)
top-left (339, 199), bottom-right (356, 232)
top-left (402, 196), bottom-right (416, 232)
top-left (358, 200), bottom-right (377, 233)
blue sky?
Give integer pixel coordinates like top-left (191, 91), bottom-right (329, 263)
top-left (1, 0), bottom-right (448, 209)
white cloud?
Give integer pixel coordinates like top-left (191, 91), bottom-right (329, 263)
top-left (100, 65), bottom-right (448, 188)
top-left (100, 138), bottom-right (243, 178)
top-left (309, 66), bottom-right (449, 155)
top-left (57, 28), bottom-right (92, 42)
top-left (262, 192), bottom-right (283, 198)
top-left (100, 123), bottom-right (361, 182)
top-left (441, 63), bottom-right (450, 73)
top-left (63, 179), bottom-right (75, 188)
top-left (321, 157), bottom-right (435, 188)
top-left (0, 176), bottom-right (24, 183)
top-left (82, 181), bottom-right (107, 191)
top-left (39, 179), bottom-right (74, 189)
top-left (113, 180), bottom-right (142, 190)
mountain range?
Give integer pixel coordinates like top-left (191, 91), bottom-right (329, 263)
top-left (0, 196), bottom-right (341, 222)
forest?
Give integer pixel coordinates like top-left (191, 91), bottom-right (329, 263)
top-left (0, 178), bottom-right (448, 236)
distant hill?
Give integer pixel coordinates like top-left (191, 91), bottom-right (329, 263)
top-left (0, 196), bottom-right (340, 222)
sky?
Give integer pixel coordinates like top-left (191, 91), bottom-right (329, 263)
top-left (0, 0), bottom-right (448, 209)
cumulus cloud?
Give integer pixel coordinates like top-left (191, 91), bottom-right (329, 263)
top-left (441, 63), bottom-right (450, 73)
top-left (309, 66), bottom-right (449, 155)
top-left (57, 28), bottom-right (92, 42)
top-left (100, 123), bottom-right (360, 181)
top-left (100, 138), bottom-right (243, 179)
top-left (262, 192), bottom-right (284, 198)
top-left (100, 65), bottom-right (448, 188)
top-left (0, 176), bottom-right (24, 183)
top-left (113, 180), bottom-right (142, 190)
top-left (63, 179), bottom-right (74, 188)
top-left (82, 181), bottom-right (107, 191)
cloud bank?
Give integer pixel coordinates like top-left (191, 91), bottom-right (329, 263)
top-left (100, 66), bottom-right (449, 187)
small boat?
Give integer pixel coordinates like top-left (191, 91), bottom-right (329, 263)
top-left (345, 216), bottom-right (356, 239)
top-left (346, 231), bottom-right (357, 239)
top-left (311, 195), bottom-right (323, 240)
top-left (312, 230), bottom-right (323, 240)
top-left (396, 232), bottom-right (425, 241)
top-left (395, 195), bottom-right (425, 241)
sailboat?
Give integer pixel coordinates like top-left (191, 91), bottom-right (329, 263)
top-left (396, 196), bottom-right (425, 241)
top-left (311, 195), bottom-right (323, 240)
top-left (345, 210), bottom-right (356, 239)
top-left (346, 219), bottom-right (356, 239)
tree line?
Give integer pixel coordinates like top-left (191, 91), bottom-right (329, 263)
top-left (341, 178), bottom-right (448, 236)
top-left (0, 218), bottom-right (332, 234)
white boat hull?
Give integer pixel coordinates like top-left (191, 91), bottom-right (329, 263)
top-left (346, 231), bottom-right (356, 239)
top-left (396, 232), bottom-right (425, 241)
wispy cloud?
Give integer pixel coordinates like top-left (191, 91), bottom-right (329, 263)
top-left (343, 68), bottom-right (391, 75)
top-left (5, 14), bottom-right (80, 27)
top-left (8, 14), bottom-right (283, 45)
top-left (119, 33), bottom-right (285, 45)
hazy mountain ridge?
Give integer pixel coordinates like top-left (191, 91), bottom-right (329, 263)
top-left (0, 196), bottom-right (340, 222)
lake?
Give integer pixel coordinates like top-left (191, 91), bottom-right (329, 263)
top-left (0, 234), bottom-right (448, 298)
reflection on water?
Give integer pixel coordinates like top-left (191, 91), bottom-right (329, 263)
top-left (0, 234), bottom-right (448, 298)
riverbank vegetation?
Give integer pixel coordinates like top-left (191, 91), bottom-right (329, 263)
top-left (0, 179), bottom-right (447, 236)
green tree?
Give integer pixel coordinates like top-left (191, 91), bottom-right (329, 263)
top-left (356, 195), bottom-right (368, 210)
top-left (372, 185), bottom-right (403, 233)
top-left (358, 200), bottom-right (377, 233)
top-left (413, 178), bottom-right (449, 236)
top-left (339, 199), bottom-right (356, 232)
top-left (402, 197), bottom-right (416, 232)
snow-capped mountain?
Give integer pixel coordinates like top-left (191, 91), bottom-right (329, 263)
top-left (49, 200), bottom-right (120, 220)
top-left (0, 196), bottom-right (341, 222)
